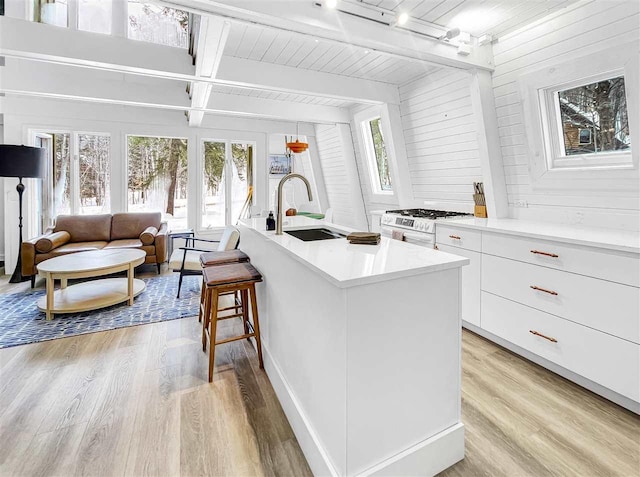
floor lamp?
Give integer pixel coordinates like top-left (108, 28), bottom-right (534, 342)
top-left (0, 145), bottom-right (47, 283)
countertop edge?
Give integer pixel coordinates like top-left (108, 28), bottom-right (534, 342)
top-left (439, 219), bottom-right (640, 255)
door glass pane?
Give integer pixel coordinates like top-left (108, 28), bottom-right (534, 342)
top-left (53, 133), bottom-right (72, 216)
top-left (127, 136), bottom-right (188, 230)
top-left (78, 134), bottom-right (110, 214)
top-left (78, 0), bottom-right (112, 34)
top-left (202, 141), bottom-right (226, 229)
top-left (231, 143), bottom-right (253, 223)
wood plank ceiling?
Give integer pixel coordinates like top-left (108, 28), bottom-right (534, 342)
top-left (359, 0), bottom-right (578, 38)
top-left (223, 23), bottom-right (438, 86)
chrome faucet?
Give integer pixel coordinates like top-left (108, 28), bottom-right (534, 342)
top-left (276, 173), bottom-right (313, 235)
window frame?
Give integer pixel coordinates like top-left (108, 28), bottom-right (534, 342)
top-left (518, 42), bottom-right (639, 191)
top-left (540, 71), bottom-right (631, 170)
top-left (354, 106), bottom-right (399, 204)
top-left (29, 128), bottom-right (112, 223)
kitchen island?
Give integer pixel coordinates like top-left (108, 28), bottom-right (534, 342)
top-left (238, 216), bottom-right (469, 476)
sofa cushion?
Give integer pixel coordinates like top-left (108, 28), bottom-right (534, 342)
top-left (50, 241), bottom-right (108, 256)
top-left (35, 231), bottom-right (71, 253)
top-left (111, 212), bottom-right (161, 241)
top-left (54, 214), bottom-right (112, 243)
top-left (104, 239), bottom-right (144, 249)
top-left (139, 226), bottom-right (158, 245)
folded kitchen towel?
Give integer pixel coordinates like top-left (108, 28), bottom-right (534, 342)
top-left (347, 231), bottom-right (381, 245)
top-left (391, 230), bottom-right (405, 241)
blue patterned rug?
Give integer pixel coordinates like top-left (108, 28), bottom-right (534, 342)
top-left (0, 275), bottom-right (201, 349)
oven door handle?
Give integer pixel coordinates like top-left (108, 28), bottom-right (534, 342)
top-left (402, 231), bottom-right (434, 244)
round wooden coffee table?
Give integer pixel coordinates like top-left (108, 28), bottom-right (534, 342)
top-left (36, 249), bottom-right (147, 320)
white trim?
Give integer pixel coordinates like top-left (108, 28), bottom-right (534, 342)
top-left (518, 41), bottom-right (639, 191)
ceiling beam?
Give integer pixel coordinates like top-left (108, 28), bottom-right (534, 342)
top-left (162, 0), bottom-right (494, 71)
top-left (0, 59), bottom-right (349, 123)
top-left (0, 16), bottom-right (394, 105)
top-left (189, 16), bottom-right (231, 127)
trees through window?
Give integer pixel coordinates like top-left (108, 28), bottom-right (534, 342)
top-left (201, 141), bottom-right (254, 230)
top-left (127, 1), bottom-right (189, 48)
top-left (127, 136), bottom-right (188, 230)
top-left (558, 76), bottom-right (630, 156)
top-left (362, 116), bottom-right (392, 194)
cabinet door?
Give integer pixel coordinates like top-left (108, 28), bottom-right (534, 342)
top-left (437, 244), bottom-right (481, 327)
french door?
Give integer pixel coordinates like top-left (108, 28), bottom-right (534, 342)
top-left (200, 140), bottom-right (254, 230)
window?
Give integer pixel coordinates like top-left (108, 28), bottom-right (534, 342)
top-left (35, 0), bottom-right (68, 27)
top-left (78, 0), bottom-right (112, 34)
top-left (127, 1), bottom-right (189, 48)
top-left (127, 136), bottom-right (188, 230)
top-left (518, 44), bottom-right (638, 189)
top-left (540, 73), bottom-right (633, 171)
top-left (360, 115), bottom-right (393, 195)
top-left (201, 141), bottom-right (254, 230)
top-left (33, 131), bottom-right (111, 226)
top-left (367, 118), bottom-right (392, 192)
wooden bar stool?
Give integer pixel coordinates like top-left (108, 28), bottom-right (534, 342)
top-left (201, 262), bottom-right (264, 382)
top-left (197, 250), bottom-right (250, 324)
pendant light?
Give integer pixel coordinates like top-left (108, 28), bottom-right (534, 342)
top-left (286, 122), bottom-right (309, 153)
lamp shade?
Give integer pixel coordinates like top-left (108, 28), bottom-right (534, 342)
top-left (0, 145), bottom-right (47, 178)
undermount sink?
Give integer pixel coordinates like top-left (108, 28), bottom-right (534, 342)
top-left (285, 228), bottom-right (346, 242)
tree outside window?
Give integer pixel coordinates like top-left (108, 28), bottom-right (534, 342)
top-left (127, 136), bottom-right (188, 230)
top-left (558, 76), bottom-right (630, 156)
top-left (368, 117), bottom-right (392, 192)
top-left (128, 1), bottom-right (189, 48)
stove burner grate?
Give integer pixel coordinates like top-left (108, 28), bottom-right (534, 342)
top-left (385, 208), bottom-right (472, 219)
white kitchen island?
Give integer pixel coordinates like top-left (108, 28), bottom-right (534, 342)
top-left (238, 216), bottom-right (469, 477)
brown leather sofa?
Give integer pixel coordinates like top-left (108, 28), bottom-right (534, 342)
top-left (22, 212), bottom-right (168, 286)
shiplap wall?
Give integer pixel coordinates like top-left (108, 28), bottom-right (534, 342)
top-left (398, 68), bottom-right (481, 212)
top-left (493, 0), bottom-right (640, 230)
top-left (315, 124), bottom-right (362, 227)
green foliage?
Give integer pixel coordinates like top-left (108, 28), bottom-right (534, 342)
top-left (369, 118), bottom-right (392, 190)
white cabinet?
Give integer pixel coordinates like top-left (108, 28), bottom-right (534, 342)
top-left (436, 226), bottom-right (481, 327)
top-left (436, 220), bottom-right (640, 412)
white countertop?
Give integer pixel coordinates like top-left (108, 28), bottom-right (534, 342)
top-left (440, 218), bottom-right (640, 254)
top-left (239, 216), bottom-right (469, 288)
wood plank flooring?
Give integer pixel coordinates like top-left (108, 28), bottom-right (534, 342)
top-left (1, 270), bottom-right (639, 476)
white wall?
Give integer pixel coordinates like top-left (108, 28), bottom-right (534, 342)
top-left (315, 123), bottom-right (367, 229)
top-left (492, 1), bottom-right (640, 230)
top-left (0, 116), bottom-right (5, 264)
top-left (398, 68), bottom-right (481, 213)
top-left (1, 95), bottom-right (319, 272)
top-left (267, 134), bottom-right (322, 215)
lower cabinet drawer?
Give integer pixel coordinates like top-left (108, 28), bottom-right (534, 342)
top-left (481, 292), bottom-right (640, 402)
top-left (482, 254), bottom-right (640, 343)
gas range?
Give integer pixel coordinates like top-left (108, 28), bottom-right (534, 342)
top-left (380, 209), bottom-right (472, 246)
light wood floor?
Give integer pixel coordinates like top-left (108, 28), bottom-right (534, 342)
top-left (1, 270), bottom-right (639, 477)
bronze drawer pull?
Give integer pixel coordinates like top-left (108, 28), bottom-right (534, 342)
top-left (530, 250), bottom-right (559, 258)
top-left (449, 235), bottom-right (461, 240)
top-left (530, 285), bottom-right (558, 296)
top-left (529, 330), bottom-right (558, 343)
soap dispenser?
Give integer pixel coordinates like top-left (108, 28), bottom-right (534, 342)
top-left (266, 211), bottom-right (276, 231)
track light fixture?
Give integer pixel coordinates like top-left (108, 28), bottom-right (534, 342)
top-left (439, 27), bottom-right (460, 41)
top-left (325, 0), bottom-right (338, 9)
top-left (396, 12), bottom-right (409, 26)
